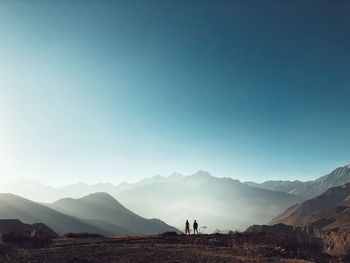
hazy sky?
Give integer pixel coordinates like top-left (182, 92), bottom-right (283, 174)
top-left (1, 0), bottom-right (350, 185)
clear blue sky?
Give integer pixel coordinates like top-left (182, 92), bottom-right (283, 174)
top-left (1, 0), bottom-right (350, 185)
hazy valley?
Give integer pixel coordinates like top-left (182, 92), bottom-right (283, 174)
top-left (2, 164), bottom-right (350, 262)
top-left (2, 164), bottom-right (350, 233)
top-left (2, 170), bottom-right (303, 232)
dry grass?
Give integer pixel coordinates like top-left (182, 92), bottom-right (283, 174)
top-left (1, 231), bottom-right (349, 262)
top-left (63, 232), bottom-right (104, 239)
top-left (321, 231), bottom-right (350, 258)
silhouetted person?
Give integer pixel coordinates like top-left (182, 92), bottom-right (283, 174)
top-left (193, 220), bottom-right (198, 234)
top-left (185, 220), bottom-right (190, 235)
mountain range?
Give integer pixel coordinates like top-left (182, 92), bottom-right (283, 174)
top-left (0, 172), bottom-right (185, 203)
top-left (2, 164), bottom-right (350, 232)
top-left (48, 192), bottom-right (179, 235)
top-left (0, 193), bottom-right (103, 235)
top-left (244, 164), bottom-right (350, 199)
top-left (0, 171), bottom-right (302, 232)
top-left (117, 171), bottom-right (302, 232)
top-left (0, 193), bottom-right (178, 235)
top-left (5, 165), bottom-right (350, 204)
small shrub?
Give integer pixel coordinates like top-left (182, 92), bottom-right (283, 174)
top-left (2, 232), bottom-right (30, 245)
top-left (0, 243), bottom-right (12, 256)
top-left (160, 231), bottom-right (178, 237)
top-left (64, 233), bottom-right (103, 238)
top-left (321, 231), bottom-right (350, 257)
top-left (30, 236), bottom-right (52, 248)
top-left (213, 229), bottom-right (223, 235)
top-left (1, 231), bottom-right (51, 248)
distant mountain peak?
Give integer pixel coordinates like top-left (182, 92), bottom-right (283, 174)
top-left (82, 192), bottom-right (115, 200)
top-left (191, 170), bottom-right (212, 177)
top-left (119, 181), bottom-right (130, 187)
top-left (75, 192), bottom-right (121, 206)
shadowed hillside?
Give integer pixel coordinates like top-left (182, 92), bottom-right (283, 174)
top-left (0, 194), bottom-right (104, 235)
top-left (270, 183), bottom-right (350, 231)
top-left (48, 192), bottom-right (180, 235)
top-left (0, 219), bottom-right (58, 238)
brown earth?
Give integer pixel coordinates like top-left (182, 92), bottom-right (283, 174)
top-left (270, 183), bottom-right (350, 231)
top-left (0, 233), bottom-right (337, 263)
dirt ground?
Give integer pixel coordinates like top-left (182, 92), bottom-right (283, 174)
top-left (0, 234), bottom-right (333, 263)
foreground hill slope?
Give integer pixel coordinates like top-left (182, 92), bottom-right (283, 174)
top-left (49, 192), bottom-right (180, 235)
top-left (270, 183), bottom-right (350, 230)
top-left (117, 171), bottom-right (302, 232)
top-left (0, 193), bottom-right (104, 235)
top-left (1, 233), bottom-right (332, 263)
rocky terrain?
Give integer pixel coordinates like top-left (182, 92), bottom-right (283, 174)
top-left (247, 223), bottom-right (350, 259)
top-left (0, 219), bottom-right (58, 238)
top-left (0, 233), bottom-right (338, 263)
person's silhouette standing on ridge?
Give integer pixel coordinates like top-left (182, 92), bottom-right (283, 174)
top-left (193, 220), bottom-right (198, 234)
top-left (185, 220), bottom-right (190, 235)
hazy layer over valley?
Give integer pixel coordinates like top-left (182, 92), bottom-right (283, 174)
top-left (2, 165), bottom-right (350, 232)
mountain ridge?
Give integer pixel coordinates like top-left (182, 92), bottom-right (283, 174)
top-left (244, 164), bottom-right (350, 199)
top-left (0, 192), bottom-right (179, 236)
top-left (48, 192), bottom-right (180, 235)
top-left (0, 193), bottom-right (105, 235)
top-left (270, 183), bottom-right (350, 231)
top-left (117, 171), bottom-right (302, 232)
